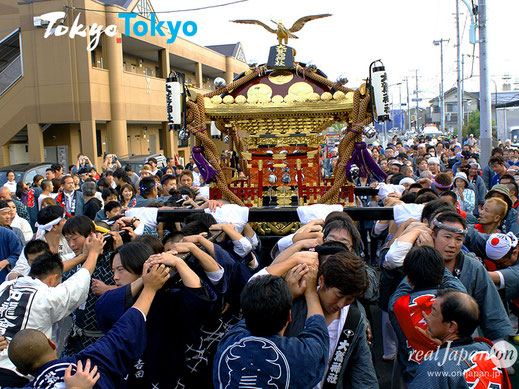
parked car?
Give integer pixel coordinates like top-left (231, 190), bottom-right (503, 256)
top-left (422, 125), bottom-right (443, 137)
top-left (0, 163), bottom-right (52, 187)
top-left (118, 153), bottom-right (166, 173)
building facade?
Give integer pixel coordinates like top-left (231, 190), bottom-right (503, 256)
top-left (492, 91), bottom-right (519, 142)
top-left (427, 87), bottom-right (479, 133)
top-left (0, 0), bottom-right (248, 168)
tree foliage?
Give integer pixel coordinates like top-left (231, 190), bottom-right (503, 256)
top-left (462, 110), bottom-right (497, 139)
top-left (462, 110), bottom-right (480, 138)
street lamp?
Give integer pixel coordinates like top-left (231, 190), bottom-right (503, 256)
top-left (433, 39), bottom-right (449, 133)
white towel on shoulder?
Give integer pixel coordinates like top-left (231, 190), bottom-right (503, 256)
top-left (393, 203), bottom-right (424, 226)
top-left (205, 204), bottom-right (249, 233)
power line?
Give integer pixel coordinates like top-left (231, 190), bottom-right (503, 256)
top-left (64, 0), bottom-right (249, 14)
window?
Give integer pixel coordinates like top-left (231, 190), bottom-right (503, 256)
top-left (134, 0), bottom-right (152, 19)
top-left (235, 45), bottom-right (247, 63)
top-left (91, 51), bottom-right (103, 69)
top-left (0, 29), bottom-right (23, 96)
top-left (96, 129), bottom-right (103, 157)
top-left (158, 127), bottom-right (164, 150)
top-left (446, 103), bottom-right (457, 112)
top-left (178, 132), bottom-right (188, 148)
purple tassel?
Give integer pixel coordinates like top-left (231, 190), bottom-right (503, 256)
top-left (345, 142), bottom-right (387, 182)
top-left (192, 146), bottom-right (217, 184)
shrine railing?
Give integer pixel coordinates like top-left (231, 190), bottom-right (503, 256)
top-left (209, 185), bottom-right (379, 207)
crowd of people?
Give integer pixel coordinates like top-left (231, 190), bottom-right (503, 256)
top-left (0, 133), bottom-right (517, 388)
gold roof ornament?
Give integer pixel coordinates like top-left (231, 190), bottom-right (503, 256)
top-left (231, 14), bottom-right (332, 45)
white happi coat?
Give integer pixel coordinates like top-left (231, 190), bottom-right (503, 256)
top-left (0, 268), bottom-right (90, 377)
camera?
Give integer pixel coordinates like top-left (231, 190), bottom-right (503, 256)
top-left (102, 227), bottom-right (133, 253)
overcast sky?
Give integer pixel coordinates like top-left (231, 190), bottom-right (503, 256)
top-left (152, 0), bottom-right (519, 106)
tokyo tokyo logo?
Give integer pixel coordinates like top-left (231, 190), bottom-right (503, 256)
top-left (36, 11), bottom-right (197, 52)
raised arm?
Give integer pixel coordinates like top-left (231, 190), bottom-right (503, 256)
top-left (182, 233), bottom-right (217, 259)
top-left (148, 252), bottom-right (202, 288)
top-left (63, 252), bottom-right (89, 273)
top-left (266, 251), bottom-right (318, 277)
top-left (271, 238), bottom-right (321, 265)
top-left (81, 233), bottom-right (105, 274)
top-left (209, 223), bottom-right (243, 242)
top-left (303, 265), bottom-right (324, 319)
top-left (133, 264), bottom-right (170, 316)
top-left (169, 242), bottom-right (220, 273)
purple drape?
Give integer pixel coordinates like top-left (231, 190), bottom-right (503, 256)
top-left (345, 142), bottom-right (387, 182)
top-left (192, 146), bottom-right (217, 183)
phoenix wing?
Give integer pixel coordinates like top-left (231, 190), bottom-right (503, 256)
top-left (231, 19), bottom-right (276, 33)
top-left (288, 14), bottom-right (332, 33)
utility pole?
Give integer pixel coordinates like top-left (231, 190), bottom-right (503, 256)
top-left (391, 82), bottom-right (403, 132)
top-left (398, 83), bottom-right (403, 132)
top-left (406, 76), bottom-right (411, 132)
top-left (479, 0), bottom-right (491, 166)
top-left (433, 38), bottom-right (449, 133)
top-left (461, 54), bottom-right (465, 124)
top-left (456, 0), bottom-right (463, 142)
top-left (415, 69), bottom-right (420, 131)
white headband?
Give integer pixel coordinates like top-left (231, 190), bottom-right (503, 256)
top-left (34, 217), bottom-right (63, 239)
top-left (486, 232), bottom-right (519, 260)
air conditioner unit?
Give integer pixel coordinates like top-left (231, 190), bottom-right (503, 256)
top-left (34, 11), bottom-right (66, 28)
top-left (33, 17), bottom-right (50, 27)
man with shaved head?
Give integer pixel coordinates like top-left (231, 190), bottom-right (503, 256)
top-left (0, 239), bottom-right (102, 387)
top-left (410, 289), bottom-right (510, 388)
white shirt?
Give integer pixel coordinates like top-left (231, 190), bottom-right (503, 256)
top-left (205, 267), bottom-right (224, 284)
top-left (193, 171), bottom-right (201, 186)
top-left (314, 305), bottom-right (351, 389)
top-left (384, 240), bottom-right (413, 270)
top-left (2, 181), bottom-right (16, 194)
top-left (64, 191), bottom-right (74, 214)
top-left (38, 193), bottom-right (52, 210)
top-left (495, 270), bottom-right (506, 290)
top-left (8, 235), bottom-right (75, 279)
top-left (232, 237), bottom-right (253, 258)
top-left (10, 215), bottom-right (33, 242)
top-left (271, 233), bottom-right (296, 259)
top-left (0, 268), bottom-right (90, 376)
top-left (94, 191), bottom-right (104, 206)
